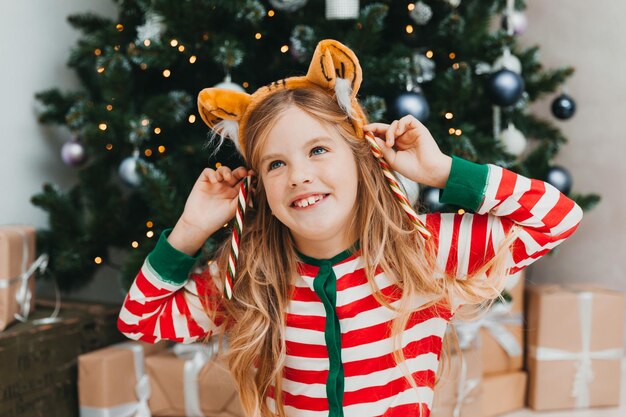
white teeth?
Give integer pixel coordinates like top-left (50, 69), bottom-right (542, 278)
top-left (294, 194), bottom-right (324, 208)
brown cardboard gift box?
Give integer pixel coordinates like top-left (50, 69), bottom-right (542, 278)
top-left (78, 341), bottom-right (168, 416)
top-left (431, 339), bottom-right (483, 417)
top-left (481, 270), bottom-right (525, 375)
top-left (482, 371), bottom-right (527, 416)
top-left (146, 344), bottom-right (245, 417)
top-left (0, 225), bottom-right (38, 330)
top-left (526, 284), bottom-right (625, 411)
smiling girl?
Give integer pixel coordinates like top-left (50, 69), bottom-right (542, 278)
top-left (118, 40), bottom-right (582, 417)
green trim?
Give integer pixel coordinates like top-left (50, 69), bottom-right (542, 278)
top-left (146, 228), bottom-right (202, 285)
top-left (296, 241), bottom-right (359, 267)
top-left (439, 156), bottom-right (489, 212)
top-left (312, 262), bottom-right (344, 417)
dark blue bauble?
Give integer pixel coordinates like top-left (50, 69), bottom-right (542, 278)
top-left (421, 186), bottom-right (445, 212)
top-left (551, 94), bottom-right (576, 120)
top-left (545, 166), bottom-right (572, 195)
top-left (485, 69), bottom-right (525, 107)
top-left (390, 91), bottom-right (430, 122)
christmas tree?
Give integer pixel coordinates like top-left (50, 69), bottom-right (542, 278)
top-left (33, 0), bottom-right (599, 292)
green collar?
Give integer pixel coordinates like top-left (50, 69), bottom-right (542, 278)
top-left (296, 241), bottom-right (360, 266)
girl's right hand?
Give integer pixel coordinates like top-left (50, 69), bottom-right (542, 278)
top-left (181, 165), bottom-right (252, 235)
top-left (168, 166), bottom-right (252, 256)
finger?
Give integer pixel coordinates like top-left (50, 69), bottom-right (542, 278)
top-left (205, 169), bottom-right (218, 184)
top-left (231, 166), bottom-right (249, 179)
top-left (363, 123), bottom-right (389, 136)
top-left (217, 165), bottom-right (233, 182)
top-left (386, 120), bottom-right (398, 148)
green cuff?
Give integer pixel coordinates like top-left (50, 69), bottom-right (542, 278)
top-left (439, 156), bottom-right (489, 212)
top-left (146, 228), bottom-right (203, 285)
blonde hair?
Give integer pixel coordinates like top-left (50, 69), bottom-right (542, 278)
top-left (203, 86), bottom-right (515, 417)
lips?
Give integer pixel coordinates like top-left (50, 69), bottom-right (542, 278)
top-left (291, 193), bottom-right (329, 208)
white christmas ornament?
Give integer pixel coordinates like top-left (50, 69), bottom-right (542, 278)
top-left (119, 151), bottom-right (144, 187)
top-left (444, 0), bottom-right (462, 7)
top-left (499, 123), bottom-right (527, 156)
top-left (136, 12), bottom-right (166, 43)
top-left (214, 74), bottom-right (245, 92)
top-left (269, 0), bottom-right (308, 12)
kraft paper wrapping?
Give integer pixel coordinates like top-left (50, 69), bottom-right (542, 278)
top-left (0, 225), bottom-right (37, 330)
top-left (526, 284), bottom-right (625, 411)
top-left (431, 341), bottom-right (483, 417)
top-left (146, 348), bottom-right (245, 417)
top-left (78, 341), bottom-right (167, 416)
top-left (482, 371), bottom-right (527, 417)
top-left (481, 271), bottom-right (525, 375)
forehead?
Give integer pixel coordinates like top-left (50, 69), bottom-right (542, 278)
top-left (261, 106), bottom-right (338, 152)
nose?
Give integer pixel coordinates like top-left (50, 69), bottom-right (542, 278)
top-left (288, 165), bottom-right (313, 188)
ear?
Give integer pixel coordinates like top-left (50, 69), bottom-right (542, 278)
top-left (305, 39), bottom-right (362, 98)
top-left (197, 88), bottom-right (251, 132)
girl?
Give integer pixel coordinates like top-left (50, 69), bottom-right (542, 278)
top-left (118, 40), bottom-right (582, 417)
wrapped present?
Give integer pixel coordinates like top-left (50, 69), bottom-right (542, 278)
top-left (0, 225), bottom-right (46, 330)
top-left (431, 333), bottom-right (483, 417)
top-left (0, 307), bottom-right (86, 417)
top-left (526, 284), bottom-right (625, 411)
top-left (78, 341), bottom-right (167, 416)
top-left (147, 341), bottom-right (245, 417)
top-left (482, 371), bottom-right (527, 416)
top-left (480, 271), bottom-right (525, 375)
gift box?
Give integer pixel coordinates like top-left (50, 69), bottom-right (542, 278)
top-left (482, 371), bottom-right (527, 416)
top-left (0, 307), bottom-right (87, 417)
top-left (0, 225), bottom-right (39, 330)
top-left (78, 341), bottom-right (168, 416)
top-left (480, 270), bottom-right (525, 375)
top-left (526, 284), bottom-right (625, 411)
top-left (431, 335), bottom-right (483, 417)
top-left (147, 342), bottom-right (245, 417)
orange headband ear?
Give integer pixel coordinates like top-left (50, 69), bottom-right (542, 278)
top-left (197, 39), bottom-right (369, 162)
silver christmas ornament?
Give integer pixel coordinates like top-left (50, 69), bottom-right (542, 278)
top-left (444, 0), bottom-right (462, 7)
top-left (269, 0), bottom-right (308, 12)
top-left (326, 0), bottom-right (359, 19)
top-left (61, 135), bottom-right (87, 167)
top-left (502, 11), bottom-right (528, 36)
top-left (498, 123), bottom-right (527, 156)
top-left (410, 2), bottom-right (433, 25)
top-left (119, 151), bottom-right (144, 187)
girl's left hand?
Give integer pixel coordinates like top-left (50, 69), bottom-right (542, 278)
top-left (363, 115), bottom-right (452, 188)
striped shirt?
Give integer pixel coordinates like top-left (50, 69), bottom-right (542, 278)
top-left (118, 157), bottom-right (582, 416)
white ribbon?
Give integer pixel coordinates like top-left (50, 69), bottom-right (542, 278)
top-left (79, 342), bottom-right (151, 417)
top-left (172, 340), bottom-right (219, 417)
top-left (528, 291), bottom-right (624, 409)
top-left (455, 302), bottom-right (523, 357)
top-left (452, 352), bottom-right (480, 417)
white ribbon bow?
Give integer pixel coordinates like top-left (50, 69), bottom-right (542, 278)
top-left (528, 291), bottom-right (624, 409)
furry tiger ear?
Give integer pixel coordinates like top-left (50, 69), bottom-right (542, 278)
top-left (197, 88), bottom-right (252, 153)
top-left (305, 39), bottom-right (363, 114)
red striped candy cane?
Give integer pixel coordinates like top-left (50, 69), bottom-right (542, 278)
top-left (225, 175), bottom-right (252, 299)
top-left (365, 132), bottom-right (432, 240)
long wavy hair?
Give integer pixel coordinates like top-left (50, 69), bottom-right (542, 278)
top-left (203, 86), bottom-right (515, 417)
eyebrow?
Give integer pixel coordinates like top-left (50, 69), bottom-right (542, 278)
top-left (259, 136), bottom-right (334, 166)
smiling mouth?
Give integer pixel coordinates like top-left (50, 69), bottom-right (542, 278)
top-left (291, 194), bottom-right (329, 208)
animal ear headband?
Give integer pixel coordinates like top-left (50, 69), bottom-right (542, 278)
top-left (197, 39), bottom-right (431, 299)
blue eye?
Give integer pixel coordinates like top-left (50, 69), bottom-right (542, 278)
top-left (311, 146), bottom-right (327, 156)
top-left (268, 160), bottom-right (284, 171)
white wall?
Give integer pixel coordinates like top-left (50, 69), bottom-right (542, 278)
top-left (2, 1), bottom-right (625, 306)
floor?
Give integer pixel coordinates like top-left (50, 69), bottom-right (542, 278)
top-left (503, 359), bottom-right (626, 417)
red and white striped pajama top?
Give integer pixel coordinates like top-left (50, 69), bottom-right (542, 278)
top-left (118, 156), bottom-right (582, 417)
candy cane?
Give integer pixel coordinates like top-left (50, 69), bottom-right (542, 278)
top-left (225, 176), bottom-right (252, 299)
top-left (365, 132), bottom-right (432, 240)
